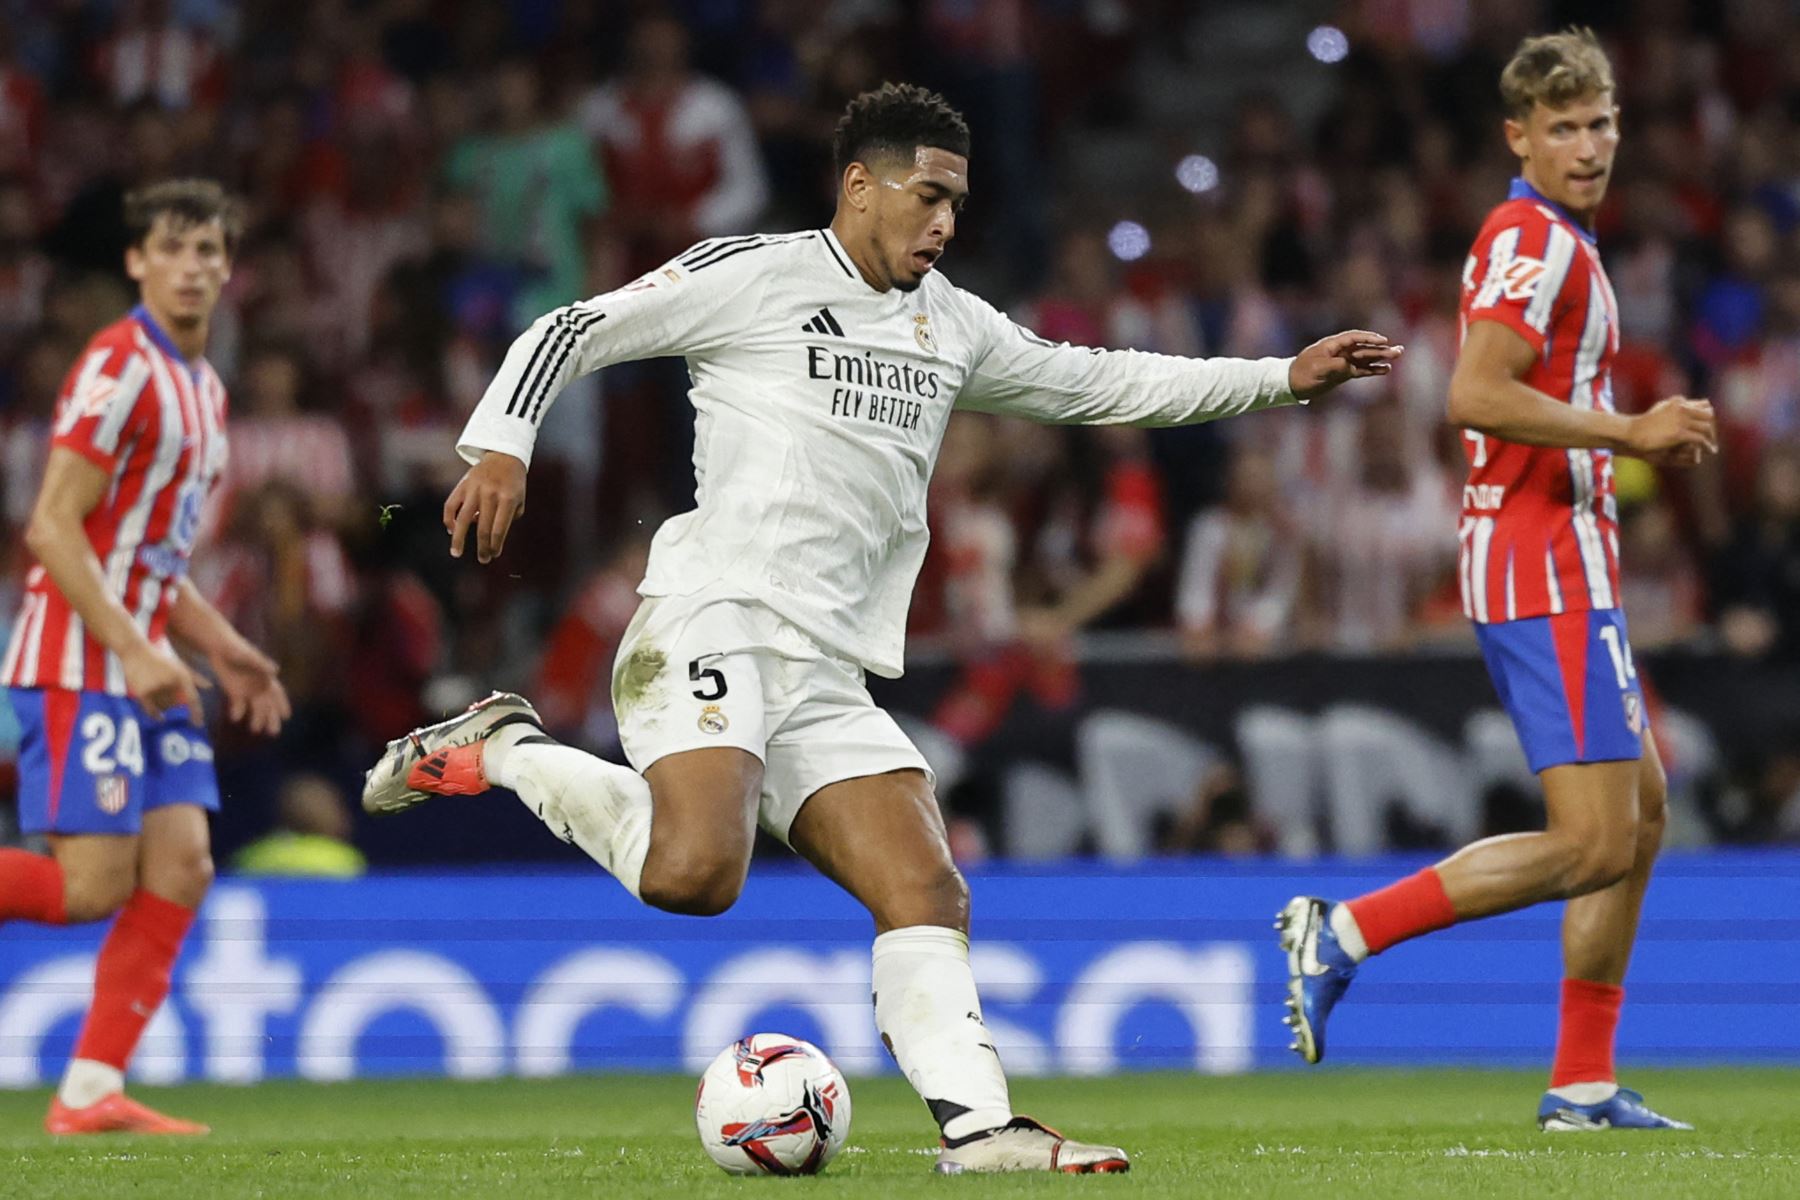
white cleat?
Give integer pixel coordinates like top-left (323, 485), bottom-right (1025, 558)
top-left (934, 1116), bottom-right (1130, 1175)
top-left (361, 691), bottom-right (543, 817)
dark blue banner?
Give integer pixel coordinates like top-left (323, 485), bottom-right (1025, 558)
top-left (1, 853), bottom-right (1794, 1086)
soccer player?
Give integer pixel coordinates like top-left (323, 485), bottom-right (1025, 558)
top-left (0, 180), bottom-right (290, 1134)
top-left (364, 83), bottom-right (1399, 1173)
top-left (1279, 29), bottom-right (1715, 1132)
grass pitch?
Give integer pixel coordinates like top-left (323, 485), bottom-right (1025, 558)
top-left (1, 1069), bottom-right (1796, 1198)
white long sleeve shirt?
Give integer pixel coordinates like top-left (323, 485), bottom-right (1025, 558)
top-left (459, 229), bottom-right (1299, 677)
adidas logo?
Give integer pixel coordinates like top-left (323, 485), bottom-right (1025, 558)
top-left (801, 307), bottom-right (845, 336)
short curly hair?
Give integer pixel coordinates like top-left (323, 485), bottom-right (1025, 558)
top-left (832, 83), bottom-right (970, 179)
top-left (1500, 27), bottom-right (1615, 121)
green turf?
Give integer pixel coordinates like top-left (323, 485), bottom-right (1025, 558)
top-left (1, 1069), bottom-right (1796, 1198)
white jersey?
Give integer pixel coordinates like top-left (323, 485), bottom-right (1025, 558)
top-left (459, 229), bottom-right (1300, 677)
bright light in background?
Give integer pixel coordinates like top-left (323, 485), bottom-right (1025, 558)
top-left (1307, 25), bottom-right (1349, 63)
top-left (1175, 154), bottom-right (1219, 194)
top-left (1107, 221), bottom-right (1151, 262)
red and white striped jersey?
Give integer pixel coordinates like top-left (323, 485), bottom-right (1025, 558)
top-left (2, 307), bottom-right (229, 694)
top-left (1456, 178), bottom-right (1622, 624)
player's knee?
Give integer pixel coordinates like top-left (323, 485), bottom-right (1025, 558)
top-left (870, 861), bottom-right (969, 932)
top-left (1567, 837), bottom-right (1635, 894)
top-left (141, 838), bottom-right (215, 908)
top-left (640, 849), bottom-right (747, 916)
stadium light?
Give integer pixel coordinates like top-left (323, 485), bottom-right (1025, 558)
top-left (1107, 221), bottom-right (1151, 262)
top-left (1307, 25), bottom-right (1349, 64)
top-left (1176, 155), bottom-right (1220, 194)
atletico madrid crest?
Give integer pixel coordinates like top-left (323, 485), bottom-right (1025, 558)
top-left (96, 774), bottom-right (130, 815)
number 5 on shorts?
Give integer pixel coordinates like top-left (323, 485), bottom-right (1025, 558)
top-left (689, 659), bottom-right (728, 701)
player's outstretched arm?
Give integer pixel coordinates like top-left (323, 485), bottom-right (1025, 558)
top-left (445, 450), bottom-right (527, 564)
top-left (956, 296), bottom-right (1401, 427)
top-left (1449, 319), bottom-right (1716, 461)
top-left (24, 447), bottom-right (204, 719)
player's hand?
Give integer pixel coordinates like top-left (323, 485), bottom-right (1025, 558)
top-left (122, 643), bottom-right (205, 723)
top-left (1288, 330), bottom-right (1404, 401)
top-left (1626, 397), bottom-right (1716, 460)
top-left (208, 636), bottom-right (291, 737)
top-left (445, 452), bottom-right (528, 564)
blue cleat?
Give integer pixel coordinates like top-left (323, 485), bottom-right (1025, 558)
top-left (1276, 896), bottom-right (1357, 1064)
top-left (1537, 1087), bottom-right (1693, 1132)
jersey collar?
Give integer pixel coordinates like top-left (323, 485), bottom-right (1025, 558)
top-left (819, 227), bottom-right (903, 298)
top-left (130, 304), bottom-right (203, 371)
top-left (1507, 177), bottom-right (1597, 245)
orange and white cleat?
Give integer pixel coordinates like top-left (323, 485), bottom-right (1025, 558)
top-left (362, 691), bottom-right (543, 816)
top-left (45, 1093), bottom-right (210, 1135)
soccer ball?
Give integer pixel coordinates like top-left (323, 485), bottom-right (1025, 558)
top-left (695, 1033), bottom-right (851, 1175)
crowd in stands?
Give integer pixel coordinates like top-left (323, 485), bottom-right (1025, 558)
top-left (1, 1), bottom-right (1796, 858)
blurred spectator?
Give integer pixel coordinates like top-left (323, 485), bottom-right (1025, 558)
top-left (1302, 399), bottom-right (1458, 652)
top-left (1024, 227), bottom-right (1199, 358)
top-left (1618, 497), bottom-right (1706, 649)
top-left (94, 0), bottom-right (227, 112)
top-left (533, 531), bottom-right (653, 746)
top-left (1159, 764), bottom-right (1276, 857)
top-left (230, 773), bottom-right (367, 879)
top-left (219, 342), bottom-right (356, 529)
top-left (579, 14), bottom-right (768, 277)
top-left (448, 56), bottom-right (606, 324)
top-left (1018, 426), bottom-right (1168, 650)
top-left (1713, 272), bottom-right (1800, 485)
top-left (340, 521), bottom-right (447, 750)
top-left (1691, 205), bottom-right (1780, 369)
top-left (0, 28), bottom-right (46, 176)
top-left (925, 415), bottom-right (1074, 747)
top-left (0, 175), bottom-right (49, 362)
top-left (203, 481), bottom-right (355, 706)
top-left (1713, 441), bottom-right (1800, 662)
top-left (1176, 446), bottom-right (1303, 661)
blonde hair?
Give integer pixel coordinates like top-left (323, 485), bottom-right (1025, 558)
top-left (1500, 27), bottom-right (1615, 121)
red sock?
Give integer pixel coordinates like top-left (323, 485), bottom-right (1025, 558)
top-left (0, 848), bottom-right (67, 925)
top-left (1550, 978), bottom-right (1624, 1087)
top-left (1345, 867), bottom-right (1457, 955)
top-left (72, 889), bottom-right (196, 1071)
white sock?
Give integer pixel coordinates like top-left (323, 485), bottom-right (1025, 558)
top-left (1549, 1081), bottom-right (1620, 1105)
top-left (58, 1059), bottom-right (124, 1109)
top-left (871, 926), bottom-right (1012, 1142)
top-left (1330, 903), bottom-right (1370, 963)
top-left (486, 729), bottom-right (652, 900)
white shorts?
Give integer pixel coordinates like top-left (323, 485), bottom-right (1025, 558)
top-left (610, 592), bottom-right (931, 842)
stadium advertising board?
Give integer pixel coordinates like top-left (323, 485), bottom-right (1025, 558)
top-left (0, 855), bottom-right (1793, 1086)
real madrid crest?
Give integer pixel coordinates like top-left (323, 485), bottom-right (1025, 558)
top-left (913, 313), bottom-right (937, 354)
top-left (698, 705), bottom-right (729, 734)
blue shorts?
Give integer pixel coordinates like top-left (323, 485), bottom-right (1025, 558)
top-left (6, 688), bottom-right (218, 835)
top-left (1475, 609), bottom-right (1646, 774)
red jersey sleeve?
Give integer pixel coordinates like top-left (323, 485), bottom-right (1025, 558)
top-left (1463, 208), bottom-right (1584, 356)
top-left (49, 341), bottom-right (155, 473)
